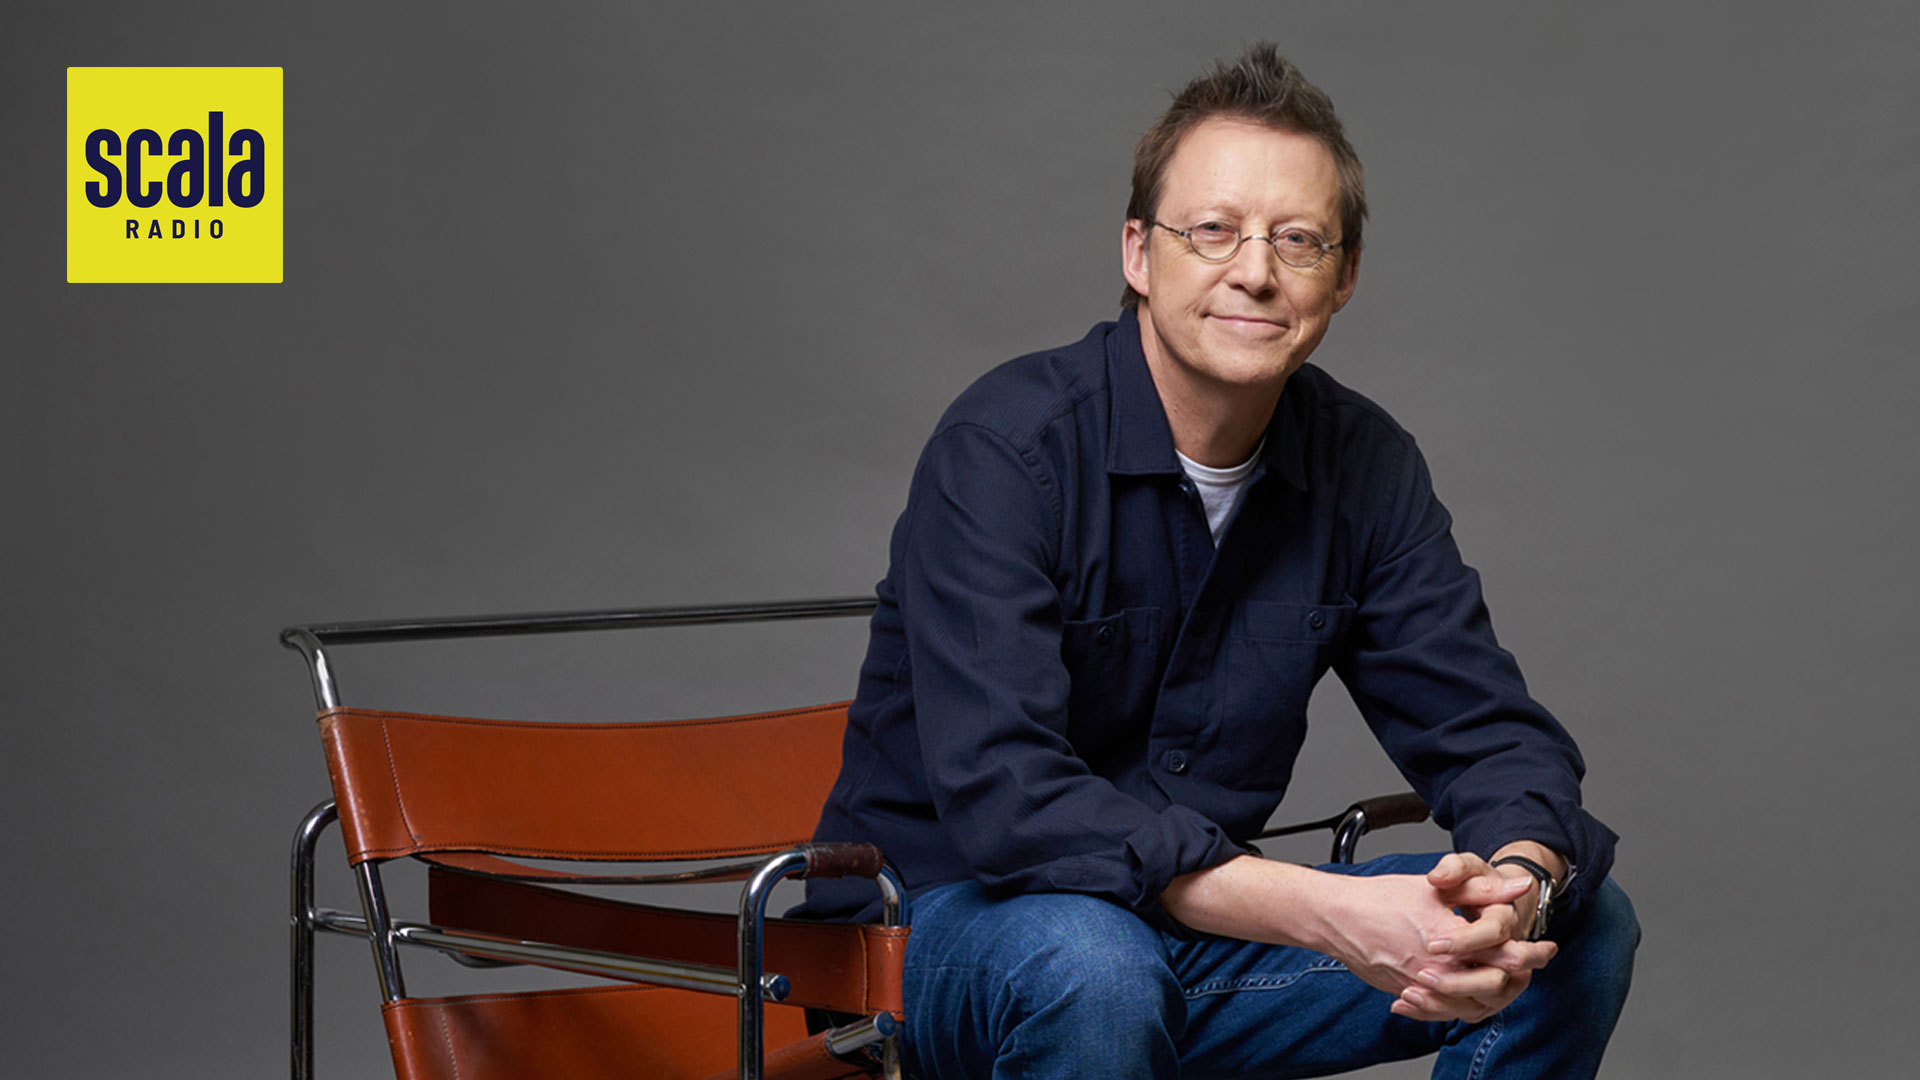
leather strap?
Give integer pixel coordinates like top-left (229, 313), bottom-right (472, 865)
top-left (1490, 855), bottom-right (1556, 941)
top-left (1490, 854), bottom-right (1554, 886)
top-left (429, 866), bottom-right (908, 1017)
top-left (1353, 792), bottom-right (1430, 829)
top-left (698, 1030), bottom-right (873, 1080)
top-left (382, 985), bottom-right (821, 1080)
top-left (801, 842), bottom-right (886, 879)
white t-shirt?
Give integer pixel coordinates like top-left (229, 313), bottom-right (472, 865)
top-left (1176, 441), bottom-right (1263, 544)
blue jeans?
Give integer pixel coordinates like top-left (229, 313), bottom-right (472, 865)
top-left (899, 853), bottom-right (1638, 1080)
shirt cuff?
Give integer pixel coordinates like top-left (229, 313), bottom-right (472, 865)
top-left (1454, 791), bottom-right (1618, 939)
top-left (1102, 804), bottom-right (1248, 933)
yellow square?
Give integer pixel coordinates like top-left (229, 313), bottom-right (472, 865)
top-left (67, 67), bottom-right (283, 283)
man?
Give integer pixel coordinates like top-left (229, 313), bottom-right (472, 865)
top-left (797, 43), bottom-right (1638, 1078)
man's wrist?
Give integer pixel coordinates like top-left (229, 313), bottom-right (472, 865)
top-left (1489, 847), bottom-right (1567, 941)
top-left (1160, 855), bottom-right (1353, 955)
top-left (1490, 840), bottom-right (1568, 888)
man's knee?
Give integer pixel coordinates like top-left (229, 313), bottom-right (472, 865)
top-left (904, 888), bottom-right (1183, 1077)
top-left (984, 893), bottom-right (1179, 1010)
top-left (1573, 877), bottom-right (1640, 998)
top-left (917, 888), bottom-right (1182, 1026)
top-left (1526, 875), bottom-right (1638, 1025)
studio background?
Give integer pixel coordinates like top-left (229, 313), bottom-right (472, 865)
top-left (5, 3), bottom-right (1914, 1077)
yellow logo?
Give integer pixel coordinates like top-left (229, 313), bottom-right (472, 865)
top-left (67, 67), bottom-right (283, 283)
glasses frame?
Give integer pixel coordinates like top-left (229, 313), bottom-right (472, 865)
top-left (1147, 218), bottom-right (1344, 269)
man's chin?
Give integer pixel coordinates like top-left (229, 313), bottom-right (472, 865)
top-left (1195, 340), bottom-right (1303, 387)
top-left (1195, 357), bottom-right (1300, 393)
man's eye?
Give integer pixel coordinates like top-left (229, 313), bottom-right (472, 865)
top-left (1193, 221), bottom-right (1236, 237)
top-left (1276, 229), bottom-right (1322, 249)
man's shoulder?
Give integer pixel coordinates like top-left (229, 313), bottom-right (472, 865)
top-left (1289, 361), bottom-right (1426, 482)
top-left (932, 320), bottom-right (1117, 453)
top-left (1292, 361), bottom-right (1414, 447)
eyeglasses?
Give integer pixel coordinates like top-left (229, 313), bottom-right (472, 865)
top-left (1147, 218), bottom-right (1344, 269)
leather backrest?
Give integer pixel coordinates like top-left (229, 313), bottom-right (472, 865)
top-left (318, 702), bottom-right (849, 866)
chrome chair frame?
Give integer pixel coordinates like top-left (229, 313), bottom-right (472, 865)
top-left (1254, 791), bottom-right (1432, 865)
top-left (284, 597), bottom-right (902, 1080)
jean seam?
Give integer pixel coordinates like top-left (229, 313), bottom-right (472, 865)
top-left (1465, 1009), bottom-right (1503, 1079)
top-left (1182, 958), bottom-right (1348, 999)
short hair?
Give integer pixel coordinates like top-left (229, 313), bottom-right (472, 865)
top-left (1122, 42), bottom-right (1368, 310)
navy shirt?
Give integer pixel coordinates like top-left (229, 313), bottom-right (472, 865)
top-left (798, 311), bottom-right (1616, 934)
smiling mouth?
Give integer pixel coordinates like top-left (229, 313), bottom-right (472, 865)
top-left (1212, 314), bottom-right (1286, 330)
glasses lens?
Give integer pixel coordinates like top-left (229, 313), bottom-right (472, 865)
top-left (1272, 229), bottom-right (1327, 268)
top-left (1187, 221), bottom-right (1241, 261)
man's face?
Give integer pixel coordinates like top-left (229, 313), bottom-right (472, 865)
top-left (1122, 117), bottom-right (1360, 393)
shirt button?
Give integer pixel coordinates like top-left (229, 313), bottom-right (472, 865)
top-left (1164, 750), bottom-right (1189, 774)
top-left (1307, 610), bottom-right (1326, 630)
top-left (1096, 624), bottom-right (1114, 645)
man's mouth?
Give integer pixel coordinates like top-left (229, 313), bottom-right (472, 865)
top-left (1212, 314), bottom-right (1286, 331)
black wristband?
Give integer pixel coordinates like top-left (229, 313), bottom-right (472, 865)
top-left (1491, 855), bottom-right (1557, 941)
top-left (1491, 854), bottom-right (1554, 887)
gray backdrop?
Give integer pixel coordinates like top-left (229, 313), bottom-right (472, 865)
top-left (5, 2), bottom-right (1915, 1077)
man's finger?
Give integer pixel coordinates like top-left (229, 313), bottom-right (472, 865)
top-left (1469, 969), bottom-right (1534, 1014)
top-left (1390, 988), bottom-right (1467, 1023)
top-left (1428, 904), bottom-right (1521, 955)
top-left (1393, 985), bottom-right (1492, 1025)
top-left (1436, 871), bottom-right (1531, 908)
top-left (1416, 964), bottom-right (1512, 1000)
top-left (1447, 939), bottom-right (1557, 973)
top-left (1425, 852), bottom-right (1491, 888)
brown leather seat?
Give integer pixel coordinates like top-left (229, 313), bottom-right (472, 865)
top-left (295, 696), bottom-right (906, 1080)
top-left (382, 985), bottom-right (816, 1080)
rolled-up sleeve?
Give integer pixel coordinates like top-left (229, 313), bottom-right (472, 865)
top-left (1335, 439), bottom-right (1619, 934)
top-left (899, 423), bottom-right (1244, 917)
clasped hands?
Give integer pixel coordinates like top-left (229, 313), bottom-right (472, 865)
top-left (1328, 852), bottom-right (1557, 1024)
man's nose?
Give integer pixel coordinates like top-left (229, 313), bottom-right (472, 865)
top-left (1223, 236), bottom-right (1281, 292)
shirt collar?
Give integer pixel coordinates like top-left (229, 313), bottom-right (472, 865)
top-left (1104, 308), bottom-right (1311, 492)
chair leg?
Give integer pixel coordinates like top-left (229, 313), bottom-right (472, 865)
top-left (291, 801), bottom-right (338, 1080)
top-left (737, 851), bottom-right (812, 1080)
top-left (877, 864), bottom-right (908, 1080)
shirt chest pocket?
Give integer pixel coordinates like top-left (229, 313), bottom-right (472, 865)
top-left (1058, 608), bottom-right (1163, 771)
top-left (1211, 598), bottom-right (1356, 790)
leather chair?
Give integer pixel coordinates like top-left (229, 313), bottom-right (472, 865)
top-left (284, 597), bottom-right (1427, 1080)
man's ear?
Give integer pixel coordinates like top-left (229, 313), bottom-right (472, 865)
top-left (1122, 218), bottom-right (1151, 300)
top-left (1331, 246), bottom-right (1361, 313)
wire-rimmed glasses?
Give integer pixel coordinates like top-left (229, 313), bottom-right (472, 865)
top-left (1148, 218), bottom-right (1343, 269)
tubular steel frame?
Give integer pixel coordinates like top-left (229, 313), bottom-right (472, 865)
top-left (284, 597), bottom-right (906, 1080)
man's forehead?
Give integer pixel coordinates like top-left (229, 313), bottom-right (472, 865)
top-left (1156, 116), bottom-right (1342, 220)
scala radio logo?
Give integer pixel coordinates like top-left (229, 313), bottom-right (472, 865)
top-left (67, 67), bottom-right (282, 283)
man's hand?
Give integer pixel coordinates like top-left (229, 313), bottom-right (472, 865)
top-left (1317, 867), bottom-right (1555, 1023)
top-left (1427, 851), bottom-right (1537, 948)
top-left (1161, 854), bottom-right (1560, 1025)
top-left (1381, 851), bottom-right (1559, 1021)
